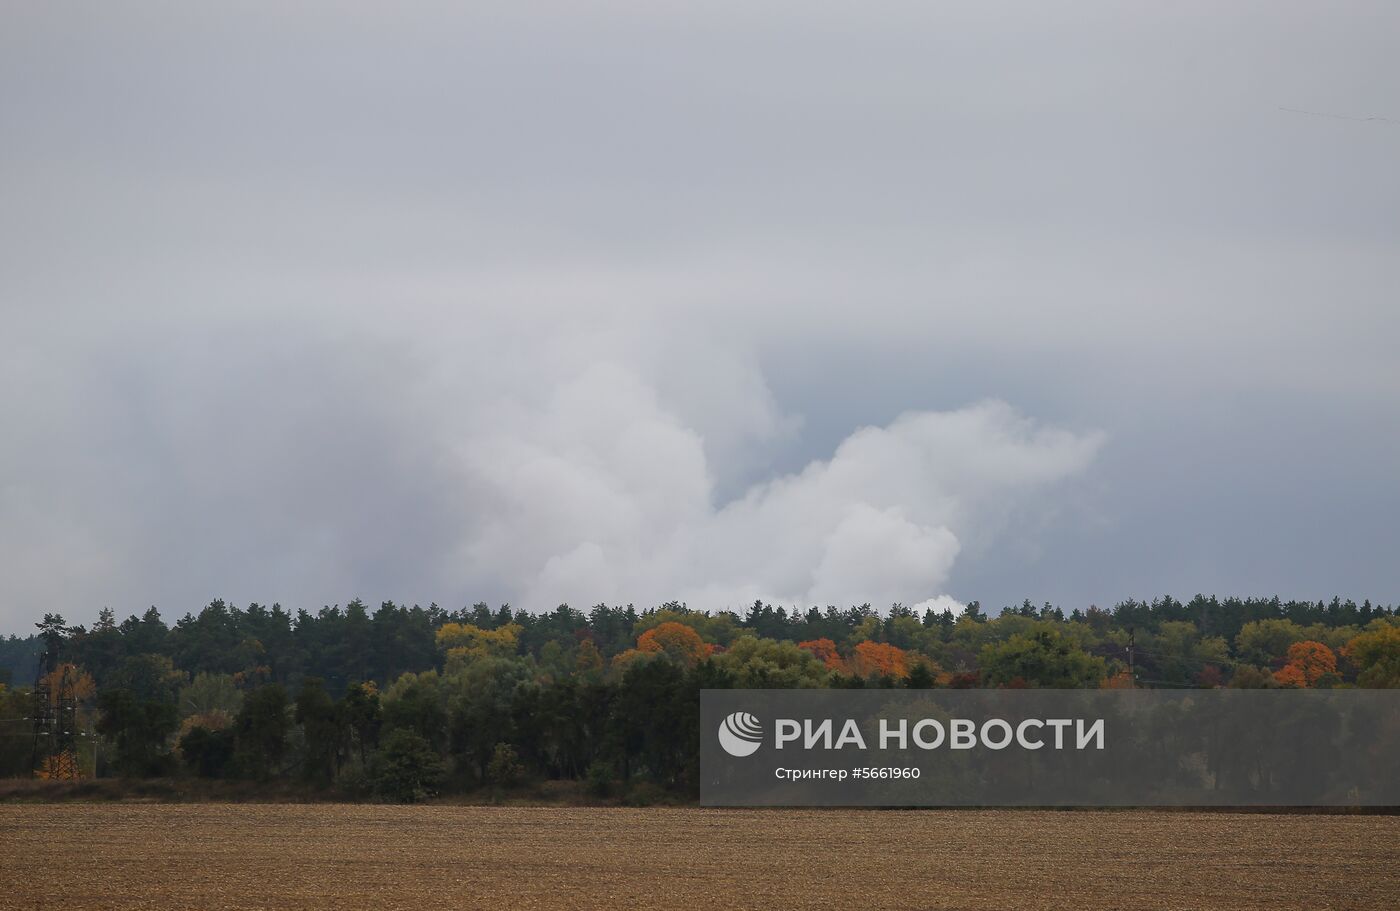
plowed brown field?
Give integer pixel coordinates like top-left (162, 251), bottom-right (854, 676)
top-left (1, 805), bottom-right (1395, 910)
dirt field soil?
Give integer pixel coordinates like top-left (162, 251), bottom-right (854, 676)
top-left (1, 805), bottom-right (1396, 910)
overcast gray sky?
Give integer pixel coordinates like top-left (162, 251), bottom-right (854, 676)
top-left (3, 2), bottom-right (1398, 634)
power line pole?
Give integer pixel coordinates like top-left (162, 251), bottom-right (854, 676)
top-left (1126, 628), bottom-right (1137, 688)
top-left (31, 616), bottom-right (81, 780)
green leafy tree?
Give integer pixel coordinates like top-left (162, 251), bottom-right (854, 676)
top-left (1227, 665), bottom-right (1278, 689)
top-left (1234, 619), bottom-right (1307, 667)
top-left (343, 681), bottom-right (382, 766)
top-left (1142, 621), bottom-right (1230, 686)
top-left (179, 725), bottom-right (235, 778)
top-left (0, 684), bottom-right (37, 776)
top-left (96, 688), bottom-right (178, 776)
top-left (178, 672), bottom-right (242, 718)
top-left (109, 653), bottom-right (186, 704)
top-left (296, 677), bottom-right (345, 784)
top-left (381, 671), bottom-right (448, 750)
top-left (905, 662), bottom-right (937, 689)
top-left (371, 728), bottom-right (446, 803)
top-left (69, 608), bottom-right (126, 687)
top-left (446, 657), bottom-right (532, 780)
top-left (711, 636), bottom-right (830, 688)
top-left (233, 684), bottom-right (290, 780)
top-left (979, 630), bottom-right (1107, 688)
top-left (606, 658), bottom-right (692, 785)
top-left (118, 607), bottom-right (170, 657)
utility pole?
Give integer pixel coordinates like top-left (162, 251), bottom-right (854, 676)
top-left (1126, 628), bottom-right (1137, 688)
top-left (30, 616), bottom-right (81, 780)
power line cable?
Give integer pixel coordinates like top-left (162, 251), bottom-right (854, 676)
top-left (1279, 106), bottom-right (1399, 124)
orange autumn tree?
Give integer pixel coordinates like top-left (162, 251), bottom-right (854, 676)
top-left (1100, 670), bottom-right (1135, 689)
top-left (797, 638), bottom-right (846, 672)
top-left (1273, 640), bottom-right (1337, 688)
top-left (635, 621), bottom-right (713, 668)
top-left (849, 641), bottom-right (909, 680)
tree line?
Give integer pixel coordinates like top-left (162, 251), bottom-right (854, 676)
top-left (1, 595), bottom-right (1396, 801)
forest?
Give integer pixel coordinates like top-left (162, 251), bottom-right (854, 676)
top-left (2, 595), bottom-right (1398, 801)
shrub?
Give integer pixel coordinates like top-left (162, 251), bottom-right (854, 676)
top-left (584, 759), bottom-right (614, 798)
top-left (371, 729), bottom-right (446, 803)
top-left (486, 742), bottom-right (524, 788)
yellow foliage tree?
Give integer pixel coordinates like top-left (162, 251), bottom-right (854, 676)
top-left (178, 709), bottom-right (234, 740)
top-left (40, 663), bottom-right (95, 706)
top-left (576, 639), bottom-right (605, 676)
top-left (1342, 624), bottom-right (1400, 688)
top-left (436, 622), bottom-right (522, 663)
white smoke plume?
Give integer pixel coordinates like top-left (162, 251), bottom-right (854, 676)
top-left (1, 308), bottom-right (1102, 622)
